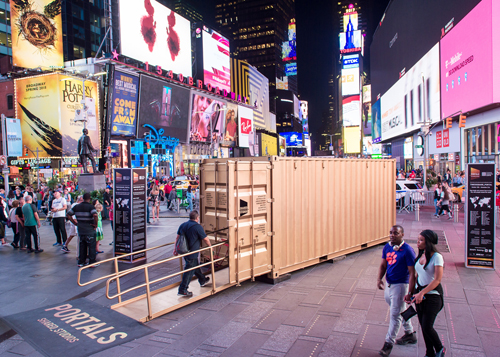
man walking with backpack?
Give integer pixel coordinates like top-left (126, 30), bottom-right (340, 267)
top-left (174, 210), bottom-right (211, 297)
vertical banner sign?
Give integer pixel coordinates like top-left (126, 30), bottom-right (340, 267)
top-left (466, 163), bottom-right (496, 269)
top-left (6, 118), bottom-right (22, 157)
top-left (113, 168), bottom-right (146, 262)
top-left (110, 71), bottom-right (139, 136)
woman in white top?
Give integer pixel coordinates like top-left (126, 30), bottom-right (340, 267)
top-left (407, 229), bottom-right (445, 357)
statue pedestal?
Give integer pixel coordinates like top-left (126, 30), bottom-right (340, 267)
top-left (78, 173), bottom-right (106, 193)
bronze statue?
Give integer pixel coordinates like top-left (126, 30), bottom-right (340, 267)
top-left (78, 128), bottom-right (98, 173)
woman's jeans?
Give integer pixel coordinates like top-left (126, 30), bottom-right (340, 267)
top-left (434, 199), bottom-right (439, 215)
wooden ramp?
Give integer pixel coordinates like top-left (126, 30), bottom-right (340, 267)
top-left (111, 268), bottom-right (232, 322)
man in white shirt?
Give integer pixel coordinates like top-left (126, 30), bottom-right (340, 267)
top-left (51, 191), bottom-right (68, 251)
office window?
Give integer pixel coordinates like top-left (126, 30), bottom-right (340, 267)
top-left (7, 94), bottom-right (13, 110)
top-left (73, 25), bottom-right (85, 39)
top-left (90, 13), bottom-right (100, 27)
top-left (0, 32), bottom-right (7, 46)
top-left (73, 45), bottom-right (85, 59)
top-left (72, 5), bottom-right (84, 20)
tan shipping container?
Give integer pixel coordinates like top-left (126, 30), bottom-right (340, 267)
top-left (200, 157), bottom-right (396, 283)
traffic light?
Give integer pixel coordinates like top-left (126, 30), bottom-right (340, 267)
top-left (459, 114), bottom-right (467, 128)
top-left (23, 146), bottom-right (28, 156)
top-left (445, 117), bottom-right (452, 129)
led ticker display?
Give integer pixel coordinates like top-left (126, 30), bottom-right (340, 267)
top-left (343, 54), bottom-right (359, 69)
top-left (203, 28), bottom-right (230, 93)
top-left (339, 30), bottom-right (362, 53)
top-left (341, 67), bottom-right (360, 96)
top-left (285, 63), bottom-right (297, 76)
top-left (119, 0), bottom-right (192, 78)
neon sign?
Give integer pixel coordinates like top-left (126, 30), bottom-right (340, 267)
top-left (143, 124), bottom-right (180, 149)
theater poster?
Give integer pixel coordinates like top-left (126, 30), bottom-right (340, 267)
top-left (10, 0), bottom-right (64, 69)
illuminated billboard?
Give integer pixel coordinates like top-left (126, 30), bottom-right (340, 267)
top-left (300, 101), bottom-right (309, 133)
top-left (190, 93), bottom-right (226, 143)
top-left (381, 43), bottom-right (440, 141)
top-left (119, 0), bottom-right (192, 77)
top-left (341, 67), bottom-right (360, 96)
top-left (285, 63), bottom-right (297, 76)
top-left (276, 77), bottom-right (288, 90)
top-left (282, 21), bottom-right (297, 62)
top-left (343, 11), bottom-right (358, 32)
top-left (343, 95), bottom-right (361, 127)
top-left (440, 0), bottom-right (499, 118)
top-left (343, 54), bottom-right (359, 69)
top-left (10, 0), bottom-right (63, 69)
top-left (362, 85), bottom-right (372, 136)
top-left (203, 28), bottom-right (230, 92)
top-left (238, 105), bottom-right (253, 148)
top-left (344, 126), bottom-right (361, 153)
top-left (110, 71), bottom-right (139, 137)
top-left (372, 99), bottom-right (382, 143)
top-left (339, 30), bottom-right (362, 52)
top-left (15, 73), bottom-right (100, 158)
top-left (281, 132), bottom-right (302, 147)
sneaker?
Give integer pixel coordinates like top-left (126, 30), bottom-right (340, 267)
top-left (53, 242), bottom-right (61, 246)
top-left (433, 214), bottom-right (439, 218)
top-left (177, 290), bottom-right (193, 297)
top-left (27, 249), bottom-right (35, 253)
top-left (447, 216), bottom-right (453, 220)
top-left (436, 347), bottom-right (446, 357)
top-left (109, 242), bottom-right (114, 245)
top-left (11, 243), bottom-right (19, 249)
top-left (379, 342), bottom-right (393, 356)
top-left (89, 263), bottom-right (100, 268)
top-left (396, 331), bottom-right (417, 345)
top-left (200, 276), bottom-right (210, 287)
top-left (34, 249), bottom-right (44, 253)
top-left (77, 263), bottom-right (85, 267)
top-left (61, 245), bottom-right (70, 253)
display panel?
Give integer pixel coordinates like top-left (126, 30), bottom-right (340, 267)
top-left (137, 75), bottom-right (190, 142)
top-left (440, 0), bottom-right (495, 118)
top-left (372, 99), bottom-right (382, 143)
top-left (249, 65), bottom-right (270, 130)
top-left (189, 93), bottom-right (226, 143)
top-left (339, 30), bottom-right (362, 53)
top-left (343, 11), bottom-right (358, 32)
top-left (281, 132), bottom-right (302, 147)
top-left (260, 133), bottom-right (277, 156)
top-left (6, 118), bottom-right (22, 157)
top-left (119, 0), bottom-right (192, 77)
top-left (363, 136), bottom-right (373, 155)
top-left (110, 71), bottom-right (139, 137)
top-left (342, 67), bottom-right (360, 96)
top-left (363, 85), bottom-right (372, 136)
top-left (381, 43), bottom-right (440, 141)
top-left (282, 21), bottom-right (297, 61)
top-left (238, 105), bottom-right (253, 148)
top-left (343, 54), bottom-right (360, 69)
top-left (344, 126), bottom-right (361, 153)
top-left (276, 77), bottom-right (288, 90)
top-left (203, 29), bottom-right (230, 92)
top-left (343, 95), bottom-right (361, 127)
top-left (223, 103), bottom-right (238, 145)
top-left (10, 0), bottom-right (63, 69)
top-left (285, 63), bottom-right (297, 76)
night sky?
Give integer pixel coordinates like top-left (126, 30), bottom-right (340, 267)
top-left (186, 0), bottom-right (390, 140)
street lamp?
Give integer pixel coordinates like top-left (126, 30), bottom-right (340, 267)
top-left (322, 133), bottom-right (334, 155)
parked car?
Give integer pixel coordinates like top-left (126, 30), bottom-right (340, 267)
top-left (396, 180), bottom-right (425, 203)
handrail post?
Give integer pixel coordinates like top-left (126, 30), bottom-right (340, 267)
top-left (179, 256), bottom-right (184, 279)
top-left (144, 267), bottom-right (153, 321)
top-left (114, 259), bottom-right (122, 303)
top-left (209, 246), bottom-right (216, 293)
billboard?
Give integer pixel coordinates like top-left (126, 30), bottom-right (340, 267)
top-left (342, 54), bottom-right (360, 69)
top-left (276, 77), bottom-right (288, 90)
top-left (363, 136), bottom-right (372, 155)
top-left (440, 0), bottom-right (497, 118)
top-left (381, 43), bottom-right (440, 141)
top-left (14, 74), bottom-right (100, 158)
top-left (137, 75), bottom-right (190, 142)
top-left (372, 99), bottom-right (382, 143)
top-left (344, 126), bottom-right (361, 153)
top-left (285, 62), bottom-right (297, 76)
top-left (362, 85), bottom-right (372, 136)
top-left (238, 105), bottom-right (253, 148)
top-left (343, 11), bottom-right (358, 32)
top-left (203, 28), bottom-right (230, 93)
top-left (223, 102), bottom-right (238, 145)
top-left (10, 0), bottom-right (63, 69)
top-left (300, 100), bottom-right (308, 132)
top-left (339, 30), bottom-right (362, 52)
top-left (282, 21), bottom-right (296, 62)
top-left (293, 95), bottom-right (300, 118)
top-left (189, 93), bottom-right (226, 143)
top-left (342, 67), bottom-right (360, 96)
top-left (260, 133), bottom-right (277, 156)
top-left (281, 132), bottom-right (302, 147)
top-left (119, 0), bottom-right (192, 77)
top-left (6, 118), bottom-right (22, 157)
top-left (248, 65), bottom-right (270, 130)
top-left (343, 95), bottom-right (361, 127)
top-left (110, 71), bottom-right (139, 137)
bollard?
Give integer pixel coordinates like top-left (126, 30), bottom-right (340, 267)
top-left (454, 204), bottom-right (459, 223)
top-left (415, 203), bottom-right (420, 221)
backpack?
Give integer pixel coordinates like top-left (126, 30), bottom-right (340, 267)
top-left (175, 224), bottom-right (195, 255)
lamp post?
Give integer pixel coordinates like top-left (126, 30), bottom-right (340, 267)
top-left (322, 133), bottom-right (334, 155)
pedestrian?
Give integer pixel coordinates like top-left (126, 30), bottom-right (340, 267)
top-left (51, 191), bottom-right (69, 249)
top-left (186, 186), bottom-right (194, 212)
top-left (444, 169), bottom-right (452, 186)
top-left (168, 187), bottom-right (177, 211)
top-left (165, 181), bottom-right (173, 207)
top-left (95, 202), bottom-right (104, 254)
top-left (109, 201), bottom-right (114, 246)
top-left (22, 196), bottom-right (42, 253)
top-left (103, 187), bottom-right (111, 220)
top-left (36, 189), bottom-right (43, 212)
top-left (66, 193), bottom-right (99, 267)
top-left (0, 198), bottom-right (8, 246)
top-left (433, 183), bottom-right (442, 218)
top-left (9, 200), bottom-right (20, 248)
top-left (174, 210), bottom-right (211, 297)
top-left (15, 197), bottom-right (26, 250)
top-left (437, 182), bottom-right (453, 220)
top-left (377, 225), bottom-right (417, 356)
top-left (452, 172), bottom-right (460, 187)
top-left (64, 195), bottom-right (83, 253)
top-left (150, 183), bottom-right (159, 222)
top-left (63, 188), bottom-right (72, 205)
top-left (406, 230), bottom-right (445, 357)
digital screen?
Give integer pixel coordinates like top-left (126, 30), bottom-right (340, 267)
top-left (339, 31), bottom-right (362, 52)
top-left (293, 95), bottom-right (300, 118)
top-left (342, 67), bottom-right (360, 96)
top-left (137, 75), bottom-right (191, 142)
top-left (189, 93), bottom-right (226, 143)
top-left (440, 0), bottom-right (497, 118)
top-left (381, 43), bottom-right (440, 141)
top-left (110, 71), bottom-right (140, 137)
top-left (119, 0), bottom-right (192, 77)
top-left (276, 77), bottom-right (288, 89)
top-left (203, 29), bottom-right (230, 92)
top-left (362, 85), bottom-right (372, 136)
top-left (343, 54), bottom-right (359, 69)
top-left (363, 85), bottom-right (372, 103)
top-left (238, 105), bottom-right (253, 148)
top-left (372, 99), bottom-right (382, 143)
top-left (249, 65), bottom-right (270, 130)
top-left (343, 11), bottom-right (358, 32)
top-left (223, 103), bottom-right (238, 145)
top-left (285, 63), bottom-right (297, 76)
top-left (363, 136), bottom-right (373, 155)
top-left (281, 132), bottom-right (302, 147)
top-left (344, 126), bottom-right (361, 153)
top-left (282, 41), bottom-right (297, 62)
top-left (343, 95), bottom-right (361, 127)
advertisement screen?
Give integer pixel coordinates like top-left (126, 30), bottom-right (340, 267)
top-left (285, 63), bottom-right (297, 76)
top-left (119, 0), bottom-right (192, 77)
top-left (381, 43), bottom-right (440, 141)
top-left (6, 118), bottom-right (22, 157)
top-left (344, 126), bottom-right (361, 154)
top-left (260, 133), bottom-right (277, 156)
top-left (339, 30), bottom-right (362, 52)
top-left (293, 95), bottom-right (300, 118)
top-left (223, 102), bottom-right (238, 146)
top-left (282, 21), bottom-right (297, 61)
top-left (15, 74), bottom-right (100, 158)
top-left (440, 0), bottom-right (495, 118)
top-left (343, 95), bottom-right (361, 127)
top-left (276, 77), bottom-right (288, 90)
top-left (10, 0), bottom-right (63, 69)
top-left (343, 54), bottom-right (359, 69)
top-left (363, 136), bottom-right (373, 155)
top-left (110, 71), bottom-right (139, 137)
top-left (189, 93), bottom-right (226, 143)
top-left (281, 132), bottom-right (302, 147)
top-left (137, 75), bottom-right (190, 142)
top-left (238, 105), bottom-right (253, 148)
top-left (249, 65), bottom-right (270, 130)
top-left (372, 99), bottom-right (382, 143)
top-left (342, 67), bottom-right (360, 96)
top-left (343, 12), bottom-right (358, 32)
top-left (363, 85), bottom-right (372, 136)
top-left (203, 29), bottom-right (230, 93)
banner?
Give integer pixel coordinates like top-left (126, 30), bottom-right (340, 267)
top-left (10, 0), bottom-right (64, 69)
top-left (6, 118), bottom-right (22, 157)
top-left (110, 71), bottom-right (139, 137)
top-left (465, 163), bottom-right (496, 269)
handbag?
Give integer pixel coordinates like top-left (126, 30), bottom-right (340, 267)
top-left (401, 304), bottom-right (417, 321)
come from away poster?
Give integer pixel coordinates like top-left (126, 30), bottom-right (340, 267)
top-left (111, 71), bottom-right (139, 137)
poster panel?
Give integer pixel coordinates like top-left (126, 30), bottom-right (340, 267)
top-left (189, 93), bottom-right (226, 143)
top-left (10, 0), bottom-right (64, 69)
top-left (260, 133), bottom-right (277, 156)
top-left (343, 95), bottom-right (361, 127)
top-left (372, 99), bottom-right (382, 143)
top-left (341, 67), bottom-right (360, 96)
top-left (344, 126), bottom-right (361, 154)
top-left (238, 105), bottom-right (253, 148)
top-left (110, 71), bottom-right (139, 137)
top-left (6, 118), bottom-right (23, 157)
top-left (465, 163), bottom-right (496, 269)
top-left (131, 168), bottom-right (147, 261)
top-left (221, 102), bottom-right (237, 146)
top-left (203, 29), bottom-right (230, 92)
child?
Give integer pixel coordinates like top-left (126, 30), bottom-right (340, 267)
top-left (95, 203), bottom-right (104, 253)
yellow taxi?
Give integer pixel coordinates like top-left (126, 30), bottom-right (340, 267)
top-left (451, 182), bottom-right (500, 202)
top-left (171, 180), bottom-right (199, 190)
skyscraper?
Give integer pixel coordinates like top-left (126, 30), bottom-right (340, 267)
top-left (174, 0), bottom-right (203, 23)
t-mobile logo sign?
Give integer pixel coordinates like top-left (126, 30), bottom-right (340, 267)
top-left (240, 117), bottom-right (252, 134)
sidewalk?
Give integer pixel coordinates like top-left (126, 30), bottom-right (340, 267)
top-left (1, 207), bottom-right (499, 356)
